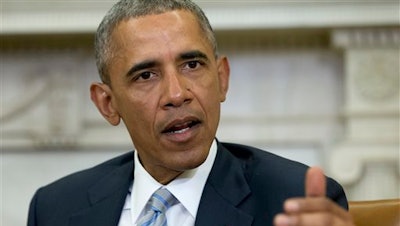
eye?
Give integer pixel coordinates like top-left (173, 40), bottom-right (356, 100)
top-left (135, 71), bottom-right (156, 81)
top-left (183, 61), bottom-right (205, 71)
top-left (187, 61), bottom-right (199, 69)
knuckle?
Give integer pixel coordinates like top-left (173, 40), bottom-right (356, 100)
top-left (320, 198), bottom-right (334, 211)
top-left (321, 214), bottom-right (335, 225)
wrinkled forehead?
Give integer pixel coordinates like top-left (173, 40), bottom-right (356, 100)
top-left (105, 10), bottom-right (215, 77)
top-left (109, 10), bottom-right (212, 54)
top-left (112, 9), bottom-right (204, 38)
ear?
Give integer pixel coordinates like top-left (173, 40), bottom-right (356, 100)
top-left (216, 56), bottom-right (230, 102)
top-left (90, 83), bottom-right (121, 126)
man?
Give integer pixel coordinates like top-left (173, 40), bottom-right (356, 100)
top-left (27, 0), bottom-right (355, 226)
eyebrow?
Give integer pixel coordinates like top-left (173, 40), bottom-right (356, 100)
top-left (126, 60), bottom-right (157, 77)
top-left (178, 50), bottom-right (209, 62)
top-left (126, 50), bottom-right (210, 77)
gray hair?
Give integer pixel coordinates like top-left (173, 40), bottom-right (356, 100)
top-left (94, 0), bottom-right (218, 85)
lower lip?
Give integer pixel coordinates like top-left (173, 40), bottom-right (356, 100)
top-left (163, 123), bottom-right (199, 143)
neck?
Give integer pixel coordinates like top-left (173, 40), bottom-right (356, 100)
top-left (149, 168), bottom-right (183, 185)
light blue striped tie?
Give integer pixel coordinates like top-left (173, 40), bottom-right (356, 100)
top-left (137, 188), bottom-right (176, 226)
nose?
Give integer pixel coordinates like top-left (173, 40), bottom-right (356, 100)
top-left (161, 70), bottom-right (192, 108)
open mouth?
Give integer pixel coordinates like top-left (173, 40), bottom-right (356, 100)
top-left (162, 120), bottom-right (200, 134)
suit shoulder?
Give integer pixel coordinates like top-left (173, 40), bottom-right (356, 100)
top-left (39, 151), bottom-right (134, 193)
top-left (219, 142), bottom-right (348, 208)
top-left (220, 142), bottom-right (309, 172)
top-left (28, 152), bottom-right (134, 225)
top-left (220, 142), bottom-right (309, 191)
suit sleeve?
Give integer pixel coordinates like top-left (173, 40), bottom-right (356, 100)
top-left (27, 189), bottom-right (41, 226)
top-left (326, 177), bottom-right (349, 210)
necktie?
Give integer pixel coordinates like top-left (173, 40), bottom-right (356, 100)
top-left (137, 188), bottom-right (177, 226)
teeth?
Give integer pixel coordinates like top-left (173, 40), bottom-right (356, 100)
top-left (171, 127), bottom-right (190, 134)
top-left (164, 120), bottom-right (199, 134)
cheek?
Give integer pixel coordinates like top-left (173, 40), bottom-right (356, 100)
top-left (202, 77), bottom-right (223, 103)
top-left (120, 101), bottom-right (157, 145)
top-left (195, 83), bottom-right (222, 118)
top-left (116, 94), bottom-right (154, 125)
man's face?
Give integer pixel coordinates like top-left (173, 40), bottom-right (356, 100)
top-left (92, 10), bottom-right (229, 183)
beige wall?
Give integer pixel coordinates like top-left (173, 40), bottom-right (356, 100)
top-left (1, 1), bottom-right (399, 225)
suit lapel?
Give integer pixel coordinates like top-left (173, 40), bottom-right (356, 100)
top-left (67, 143), bottom-right (254, 226)
top-left (69, 155), bottom-right (134, 226)
top-left (195, 142), bottom-right (253, 226)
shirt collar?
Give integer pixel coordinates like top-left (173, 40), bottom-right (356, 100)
top-left (131, 139), bottom-right (217, 222)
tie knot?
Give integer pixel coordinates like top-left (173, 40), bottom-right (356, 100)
top-left (138, 188), bottom-right (177, 226)
top-left (149, 188), bottom-right (176, 213)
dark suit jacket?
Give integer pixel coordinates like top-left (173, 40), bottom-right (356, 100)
top-left (28, 142), bottom-right (348, 226)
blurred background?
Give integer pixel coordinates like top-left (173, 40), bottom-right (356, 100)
top-left (1, 0), bottom-right (399, 225)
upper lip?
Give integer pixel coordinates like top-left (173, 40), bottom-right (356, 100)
top-left (161, 116), bottom-right (201, 133)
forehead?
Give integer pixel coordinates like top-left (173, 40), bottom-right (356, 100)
top-left (109, 10), bottom-right (212, 56)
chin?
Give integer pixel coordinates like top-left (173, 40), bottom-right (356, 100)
top-left (172, 150), bottom-right (209, 171)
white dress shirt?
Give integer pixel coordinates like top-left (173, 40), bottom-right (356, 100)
top-left (118, 140), bottom-right (217, 226)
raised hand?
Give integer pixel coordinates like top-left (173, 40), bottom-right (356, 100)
top-left (274, 167), bottom-right (354, 226)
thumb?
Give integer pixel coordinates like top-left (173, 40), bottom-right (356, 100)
top-left (305, 166), bottom-right (326, 197)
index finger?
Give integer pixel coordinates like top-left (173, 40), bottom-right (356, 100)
top-left (306, 167), bottom-right (326, 197)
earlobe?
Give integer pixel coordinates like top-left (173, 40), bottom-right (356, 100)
top-left (90, 83), bottom-right (121, 126)
top-left (217, 56), bottom-right (230, 102)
